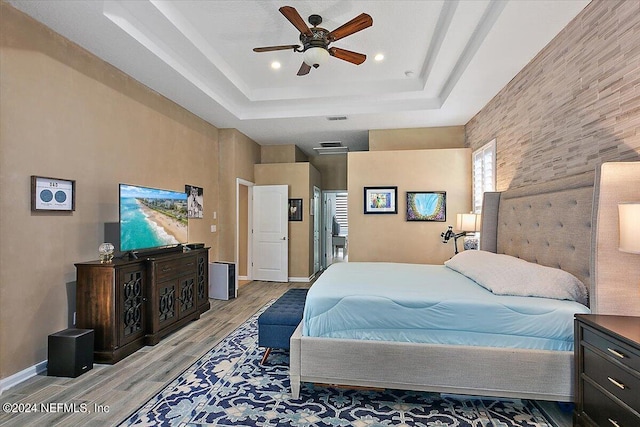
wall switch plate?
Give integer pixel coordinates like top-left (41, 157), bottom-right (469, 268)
top-left (211, 225), bottom-right (217, 232)
top-left (213, 211), bottom-right (217, 219)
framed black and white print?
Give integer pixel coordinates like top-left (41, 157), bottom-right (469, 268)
top-left (31, 176), bottom-right (75, 211)
top-left (406, 191), bottom-right (446, 221)
top-left (364, 186), bottom-right (398, 214)
top-left (288, 198), bottom-right (303, 221)
top-left (185, 184), bottom-right (203, 219)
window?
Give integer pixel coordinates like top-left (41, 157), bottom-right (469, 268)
top-left (334, 193), bottom-right (348, 235)
top-left (472, 139), bottom-right (496, 213)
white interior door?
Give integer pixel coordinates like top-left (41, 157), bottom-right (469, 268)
top-left (252, 185), bottom-right (288, 282)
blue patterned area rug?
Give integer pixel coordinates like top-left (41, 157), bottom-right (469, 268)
top-left (121, 305), bottom-right (556, 427)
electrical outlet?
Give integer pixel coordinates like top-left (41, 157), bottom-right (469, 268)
top-left (211, 225), bottom-right (217, 232)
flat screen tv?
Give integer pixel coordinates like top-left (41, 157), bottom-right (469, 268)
top-left (119, 184), bottom-right (188, 253)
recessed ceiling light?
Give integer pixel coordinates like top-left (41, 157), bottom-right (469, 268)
top-left (271, 61), bottom-right (281, 70)
top-left (374, 53), bottom-right (384, 61)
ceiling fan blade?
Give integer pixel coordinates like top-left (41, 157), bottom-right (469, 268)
top-left (328, 13), bottom-right (373, 42)
top-left (329, 47), bottom-right (366, 65)
top-left (297, 62), bottom-right (311, 76)
top-left (253, 44), bottom-right (300, 53)
top-left (279, 6), bottom-right (312, 37)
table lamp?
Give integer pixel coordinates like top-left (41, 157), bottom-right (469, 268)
top-left (619, 203), bottom-right (640, 254)
top-left (457, 213), bottom-right (482, 250)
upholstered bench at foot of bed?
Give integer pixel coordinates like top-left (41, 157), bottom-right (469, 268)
top-left (257, 288), bottom-right (308, 364)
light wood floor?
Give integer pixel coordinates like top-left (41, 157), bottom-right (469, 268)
top-left (0, 281), bottom-right (310, 427)
top-left (0, 277), bottom-right (570, 427)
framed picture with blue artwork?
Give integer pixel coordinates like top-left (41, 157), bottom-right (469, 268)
top-left (364, 186), bottom-right (397, 214)
top-left (406, 191), bottom-right (446, 221)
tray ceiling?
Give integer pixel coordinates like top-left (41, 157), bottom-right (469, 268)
top-left (8, 0), bottom-right (590, 155)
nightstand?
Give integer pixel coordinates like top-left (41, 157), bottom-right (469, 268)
top-left (574, 314), bottom-right (640, 426)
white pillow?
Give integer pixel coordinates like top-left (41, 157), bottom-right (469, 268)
top-left (444, 250), bottom-right (588, 305)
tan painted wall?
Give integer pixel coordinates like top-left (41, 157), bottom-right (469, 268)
top-left (0, 3), bottom-right (219, 379)
top-left (254, 163), bottom-right (320, 279)
top-left (261, 144), bottom-right (297, 164)
top-left (310, 154), bottom-right (348, 190)
top-left (369, 126), bottom-right (465, 151)
top-left (295, 146), bottom-right (309, 162)
top-left (218, 129), bottom-right (261, 262)
top-left (348, 149), bottom-right (471, 264)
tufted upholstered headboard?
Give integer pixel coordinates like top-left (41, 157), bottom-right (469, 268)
top-left (480, 172), bottom-right (596, 305)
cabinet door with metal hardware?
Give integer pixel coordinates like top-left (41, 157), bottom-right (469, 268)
top-left (574, 314), bottom-right (640, 427)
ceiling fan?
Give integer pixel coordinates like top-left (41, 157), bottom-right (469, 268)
top-left (253, 6), bottom-right (373, 76)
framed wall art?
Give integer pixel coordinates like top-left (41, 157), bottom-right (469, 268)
top-left (364, 186), bottom-right (397, 214)
top-left (185, 184), bottom-right (203, 219)
top-left (31, 175), bottom-right (76, 212)
top-left (288, 198), bottom-right (303, 221)
top-left (406, 191), bottom-right (446, 221)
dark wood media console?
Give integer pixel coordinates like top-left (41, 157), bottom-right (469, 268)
top-left (75, 247), bottom-right (210, 364)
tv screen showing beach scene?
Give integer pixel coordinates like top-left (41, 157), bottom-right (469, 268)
top-left (119, 184), bottom-right (188, 252)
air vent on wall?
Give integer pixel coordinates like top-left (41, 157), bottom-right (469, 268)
top-left (320, 141), bottom-right (342, 148)
top-left (326, 116), bottom-right (348, 121)
top-left (313, 141), bottom-right (349, 155)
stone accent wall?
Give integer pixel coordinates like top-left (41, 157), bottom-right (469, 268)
top-left (466, 0), bottom-right (640, 190)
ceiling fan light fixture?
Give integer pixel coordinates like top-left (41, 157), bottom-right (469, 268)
top-left (254, 7), bottom-right (372, 75)
top-left (303, 47), bottom-right (329, 67)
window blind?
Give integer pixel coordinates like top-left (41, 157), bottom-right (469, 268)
top-left (335, 193), bottom-right (348, 235)
top-left (472, 139), bottom-right (496, 213)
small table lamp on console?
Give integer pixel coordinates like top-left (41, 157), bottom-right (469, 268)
top-left (457, 213), bottom-right (482, 250)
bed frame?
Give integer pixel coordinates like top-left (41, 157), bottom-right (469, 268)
top-left (290, 171), bottom-right (597, 401)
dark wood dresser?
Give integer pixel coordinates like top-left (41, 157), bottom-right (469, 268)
top-left (574, 314), bottom-right (640, 426)
top-left (75, 248), bottom-right (210, 363)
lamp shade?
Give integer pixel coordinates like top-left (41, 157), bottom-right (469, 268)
top-left (456, 213), bottom-right (482, 232)
top-left (619, 202), bottom-right (640, 254)
top-left (303, 47), bottom-right (329, 67)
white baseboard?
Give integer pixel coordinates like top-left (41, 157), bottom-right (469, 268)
top-left (0, 360), bottom-right (47, 395)
top-left (288, 276), bottom-right (311, 283)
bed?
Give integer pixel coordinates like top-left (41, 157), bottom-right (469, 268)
top-left (290, 171), bottom-right (598, 401)
top-left (303, 260), bottom-right (589, 351)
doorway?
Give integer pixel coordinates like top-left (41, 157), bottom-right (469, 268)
top-left (313, 186), bottom-right (321, 275)
top-left (236, 181), bottom-right (290, 283)
top-left (322, 191), bottom-right (348, 269)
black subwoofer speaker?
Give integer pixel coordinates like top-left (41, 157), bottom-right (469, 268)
top-left (47, 328), bottom-right (94, 377)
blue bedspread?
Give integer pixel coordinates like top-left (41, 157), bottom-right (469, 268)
top-left (303, 262), bottom-right (590, 351)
